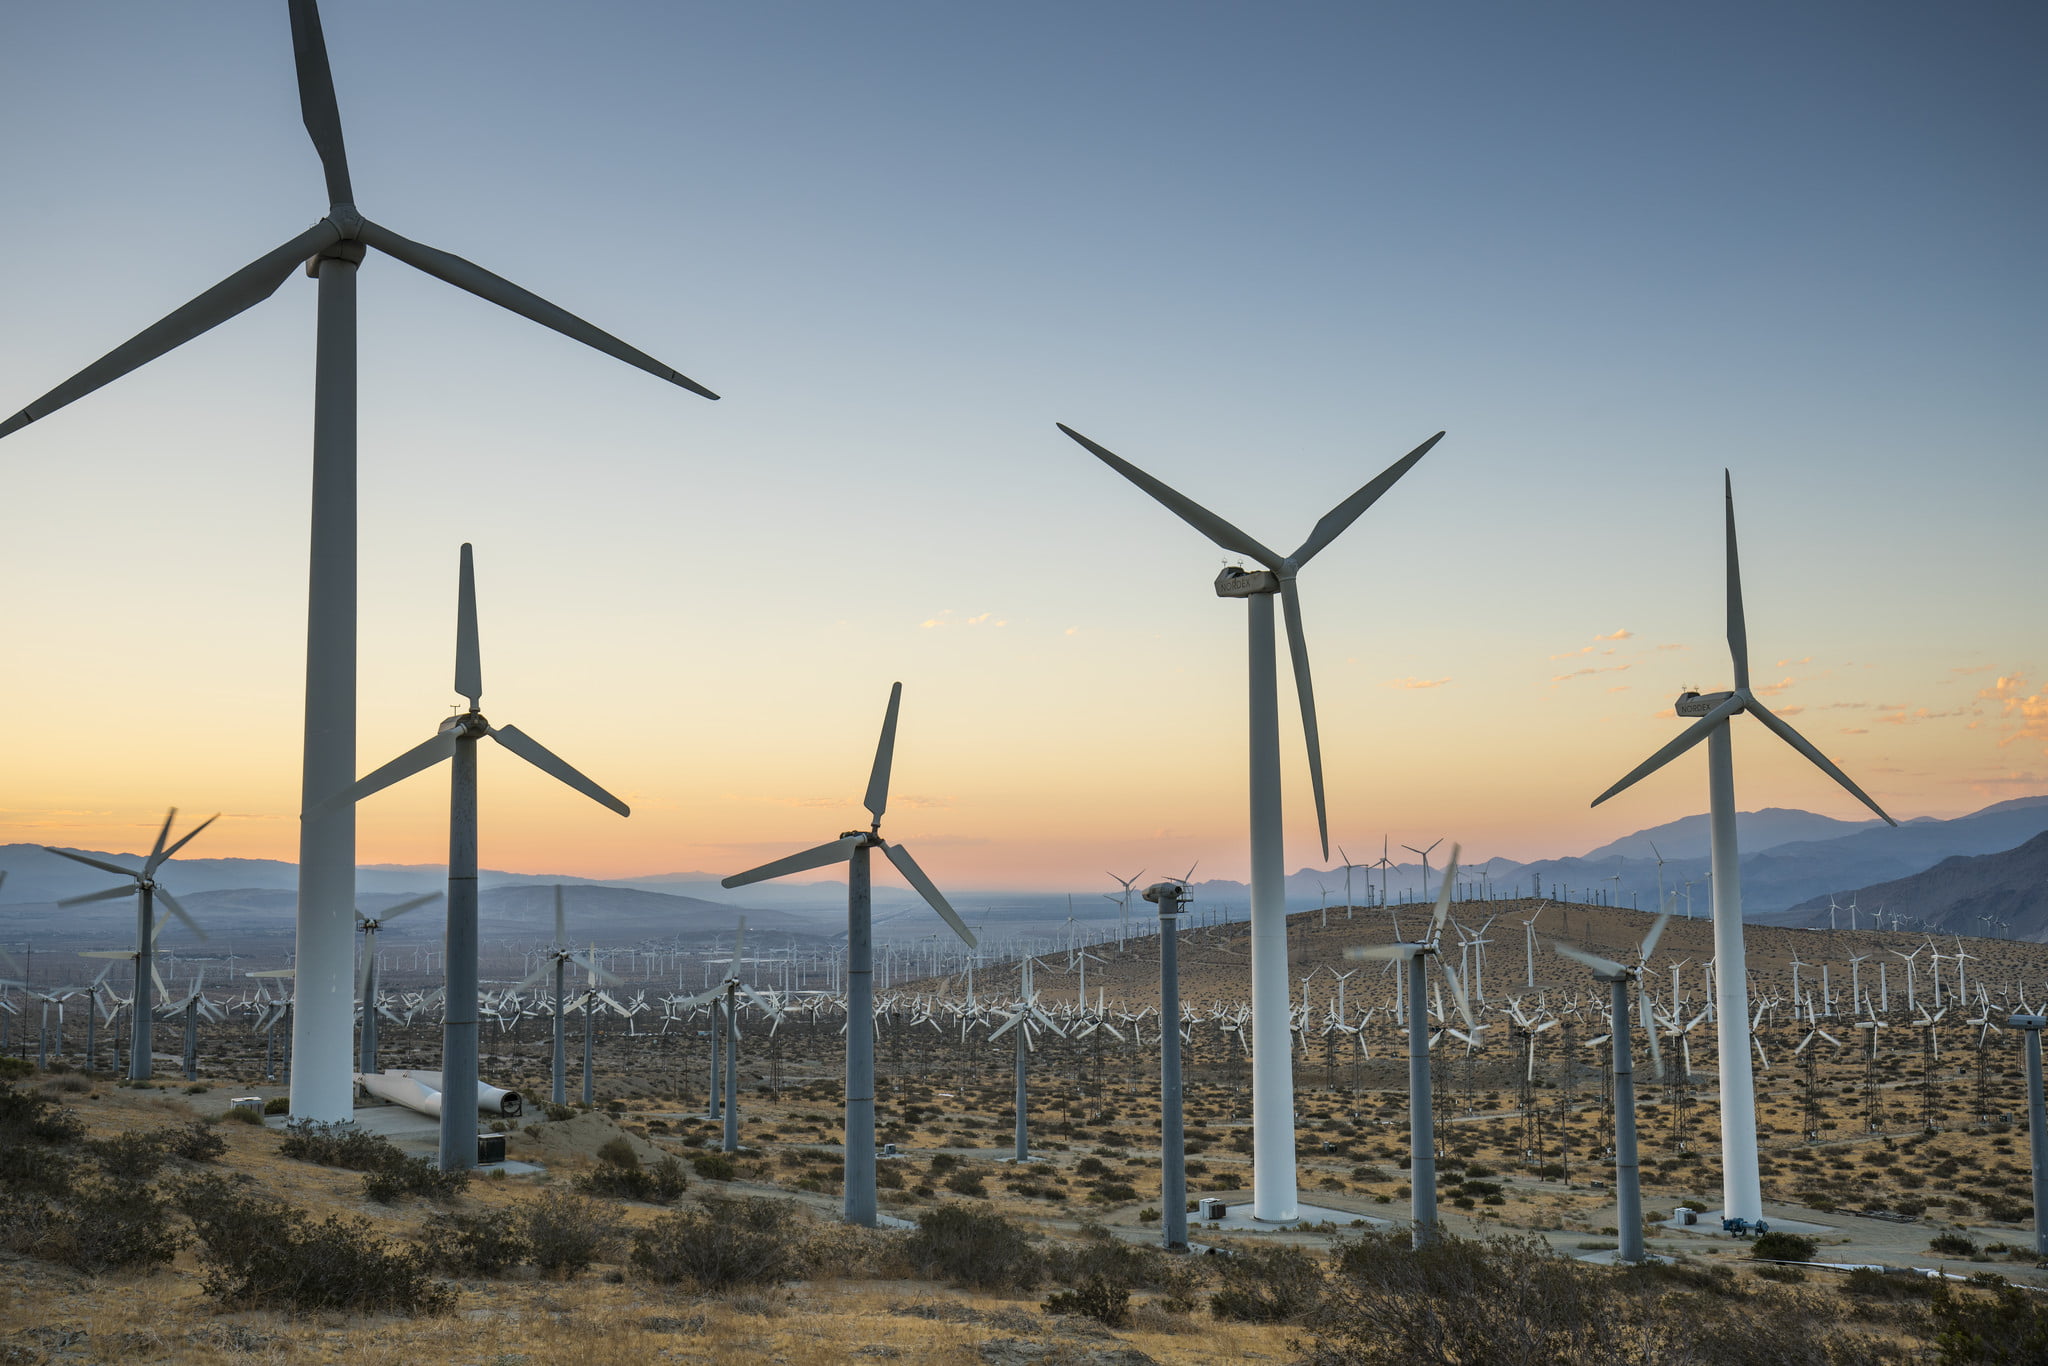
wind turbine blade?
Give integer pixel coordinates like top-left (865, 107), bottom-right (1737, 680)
top-left (1290, 432), bottom-right (1445, 566)
top-left (489, 725), bottom-right (630, 817)
top-left (1638, 912), bottom-right (1672, 964)
top-left (1343, 943), bottom-right (1419, 961)
top-left (382, 891), bottom-right (441, 921)
top-left (1747, 701), bottom-right (1896, 826)
top-left (357, 943), bottom-right (374, 997)
top-left (988, 1012), bottom-right (1020, 1041)
top-left (720, 835), bottom-right (862, 889)
top-left (154, 888), bottom-right (207, 941)
top-left (1055, 424), bottom-right (1281, 569)
top-left (354, 219), bottom-right (718, 399)
top-left (882, 843), bottom-right (978, 948)
top-left (1278, 576), bottom-right (1329, 860)
top-left (1590, 693), bottom-right (1744, 809)
top-left (42, 848), bottom-right (139, 880)
top-left (312, 731), bottom-right (458, 823)
top-left (286, 0), bottom-right (354, 205)
top-left (731, 916), bottom-right (748, 972)
top-left (57, 885), bottom-right (137, 909)
top-left (145, 809), bottom-right (176, 869)
top-left (0, 222), bottom-right (345, 440)
top-left (553, 885), bottom-right (567, 946)
top-left (1427, 845), bottom-right (1461, 945)
top-left (865, 682), bottom-right (901, 825)
top-left (1439, 958), bottom-right (1476, 1031)
top-left (455, 543), bottom-right (482, 706)
top-left (1724, 471), bottom-right (1749, 693)
top-left (150, 812), bottom-right (219, 873)
top-left (1550, 941), bottom-right (1628, 977)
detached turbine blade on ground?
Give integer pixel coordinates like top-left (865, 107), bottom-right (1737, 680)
top-left (356, 220), bottom-right (718, 400)
top-left (721, 835), bottom-right (863, 889)
top-left (0, 223), bottom-right (345, 440)
top-left (490, 725), bottom-right (629, 816)
top-left (1056, 424), bottom-right (1281, 569)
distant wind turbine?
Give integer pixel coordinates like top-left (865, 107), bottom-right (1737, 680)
top-left (0, 0), bottom-right (715, 1123)
top-left (315, 544), bottom-right (629, 1170)
top-left (1590, 472), bottom-right (1896, 1222)
top-left (1059, 421), bottom-right (1443, 1222)
top-left (49, 809), bottom-right (216, 1080)
top-left (720, 682), bottom-right (978, 1226)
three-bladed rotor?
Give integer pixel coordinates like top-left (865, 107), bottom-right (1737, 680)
top-left (1591, 473), bottom-right (1896, 827)
top-left (46, 808), bottom-right (217, 941)
top-left (1057, 424), bottom-right (1443, 859)
top-left (721, 683), bottom-right (978, 951)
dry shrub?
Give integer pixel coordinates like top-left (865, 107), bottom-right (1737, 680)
top-left (524, 1188), bottom-right (616, 1278)
top-left (1210, 1244), bottom-right (1325, 1324)
top-left (630, 1194), bottom-right (803, 1290)
top-left (178, 1173), bottom-right (452, 1314)
top-left (902, 1203), bottom-right (1041, 1290)
top-left (1306, 1229), bottom-right (1911, 1366)
top-left (421, 1207), bottom-right (532, 1275)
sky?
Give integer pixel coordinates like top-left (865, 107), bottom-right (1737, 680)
top-left (0, 1), bottom-right (2041, 892)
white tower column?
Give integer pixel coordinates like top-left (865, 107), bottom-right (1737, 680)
top-left (1246, 592), bottom-right (1298, 1220)
top-left (1707, 723), bottom-right (1762, 1220)
top-left (291, 249), bottom-right (361, 1121)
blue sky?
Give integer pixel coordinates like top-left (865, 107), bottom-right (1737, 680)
top-left (0, 2), bottom-right (2041, 886)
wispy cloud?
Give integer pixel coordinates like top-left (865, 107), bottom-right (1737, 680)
top-left (1655, 643), bottom-right (1687, 652)
top-left (1386, 677), bottom-right (1452, 690)
top-left (921, 609), bottom-right (1007, 630)
top-left (1595, 628), bottom-right (1633, 641)
top-left (1775, 656), bottom-right (1813, 668)
top-left (1981, 674), bottom-right (2048, 754)
top-left (1551, 664), bottom-right (1631, 685)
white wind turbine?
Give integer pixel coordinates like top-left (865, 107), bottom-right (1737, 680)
top-left (0, 1), bottom-right (715, 1122)
top-left (1060, 422), bottom-right (1443, 1220)
top-left (1347, 844), bottom-right (1477, 1245)
top-left (1590, 472), bottom-right (1896, 1222)
top-left (48, 809), bottom-right (217, 1081)
top-left (1404, 839), bottom-right (1444, 902)
top-left (1549, 912), bottom-right (1671, 1264)
top-left (314, 544), bottom-right (629, 1170)
top-left (720, 682), bottom-right (978, 1226)
top-left (356, 893), bottom-right (441, 1074)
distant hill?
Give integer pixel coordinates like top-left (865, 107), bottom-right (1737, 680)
top-left (1578, 807), bottom-right (1887, 863)
top-left (1767, 830), bottom-right (2048, 941)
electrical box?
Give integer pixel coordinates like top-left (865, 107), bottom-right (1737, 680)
top-left (1198, 1198), bottom-right (1228, 1221)
top-left (1677, 1208), bottom-right (1697, 1226)
top-left (476, 1134), bottom-right (506, 1165)
top-left (229, 1096), bottom-right (263, 1117)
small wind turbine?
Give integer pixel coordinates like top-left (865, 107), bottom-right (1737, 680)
top-left (1590, 472), bottom-right (1896, 1223)
top-left (1061, 421), bottom-right (1443, 1221)
top-left (1347, 844), bottom-right (1475, 1246)
top-left (316, 544), bottom-right (628, 1170)
top-left (1550, 913), bottom-right (1671, 1263)
top-left (1404, 840), bottom-right (1445, 901)
top-left (356, 892), bottom-right (441, 1074)
top-left (720, 682), bottom-right (977, 1225)
top-left (47, 809), bottom-right (216, 1080)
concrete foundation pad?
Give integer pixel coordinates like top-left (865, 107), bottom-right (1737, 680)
top-left (1666, 1209), bottom-right (1838, 1236)
top-left (1196, 1201), bottom-right (1392, 1232)
top-left (1575, 1247), bottom-right (1675, 1266)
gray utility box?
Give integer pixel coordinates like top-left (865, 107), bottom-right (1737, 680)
top-left (477, 1134), bottom-right (506, 1165)
top-left (1198, 1198), bottom-right (1228, 1222)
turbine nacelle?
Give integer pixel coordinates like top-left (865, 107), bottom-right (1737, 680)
top-left (1213, 567), bottom-right (1279, 598)
top-left (1674, 689), bottom-right (1737, 717)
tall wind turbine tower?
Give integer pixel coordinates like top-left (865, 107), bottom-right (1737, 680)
top-left (0, 1), bottom-right (716, 1121)
top-left (1059, 423), bottom-right (1443, 1221)
top-left (1591, 473), bottom-right (1895, 1221)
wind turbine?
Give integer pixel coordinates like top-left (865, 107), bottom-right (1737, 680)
top-left (356, 892), bottom-right (441, 1074)
top-left (315, 544), bottom-right (628, 1170)
top-left (1404, 840), bottom-right (1444, 901)
top-left (1061, 422), bottom-right (1443, 1220)
top-left (46, 809), bottom-right (216, 1080)
top-left (0, 1), bottom-right (715, 1122)
top-left (720, 682), bottom-right (978, 1226)
top-left (1589, 472), bottom-right (1896, 1223)
top-left (1347, 844), bottom-right (1474, 1246)
top-left (1549, 913), bottom-right (1671, 1264)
